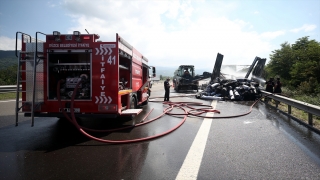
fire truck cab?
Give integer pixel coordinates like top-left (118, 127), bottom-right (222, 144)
top-left (15, 31), bottom-right (155, 125)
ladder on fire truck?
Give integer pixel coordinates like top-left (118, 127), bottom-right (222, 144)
top-left (15, 32), bottom-right (46, 127)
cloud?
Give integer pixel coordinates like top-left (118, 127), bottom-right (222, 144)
top-left (0, 0), bottom-right (274, 70)
top-left (0, 36), bottom-right (20, 50)
top-left (60, 0), bottom-right (273, 69)
top-left (290, 24), bottom-right (317, 33)
top-left (47, 2), bottom-right (56, 8)
top-left (260, 30), bottom-right (286, 40)
top-left (253, 11), bottom-right (259, 14)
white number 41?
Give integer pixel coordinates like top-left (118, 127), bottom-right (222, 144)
top-left (107, 56), bottom-right (116, 65)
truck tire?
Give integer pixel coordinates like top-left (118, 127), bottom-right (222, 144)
top-left (177, 86), bottom-right (180, 92)
top-left (141, 90), bottom-right (150, 105)
top-left (128, 96), bottom-right (137, 121)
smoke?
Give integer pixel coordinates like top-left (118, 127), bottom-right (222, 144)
top-left (220, 65), bottom-right (266, 87)
top-left (221, 66), bottom-right (246, 79)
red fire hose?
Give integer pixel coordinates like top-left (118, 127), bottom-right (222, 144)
top-left (57, 80), bottom-right (265, 144)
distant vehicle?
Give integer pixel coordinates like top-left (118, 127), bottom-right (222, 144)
top-left (172, 53), bottom-right (225, 92)
top-left (173, 65), bottom-right (199, 92)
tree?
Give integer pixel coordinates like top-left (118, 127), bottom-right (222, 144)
top-left (290, 37), bottom-right (320, 89)
top-left (267, 42), bottom-right (294, 80)
top-left (0, 64), bottom-right (17, 85)
top-left (266, 36), bottom-right (320, 93)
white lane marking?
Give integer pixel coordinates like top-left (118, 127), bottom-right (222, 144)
top-left (244, 120), bottom-right (255, 124)
top-left (176, 100), bottom-right (217, 180)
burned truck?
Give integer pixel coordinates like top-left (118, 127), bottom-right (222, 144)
top-left (196, 56), bottom-right (266, 101)
top-left (173, 65), bottom-right (199, 92)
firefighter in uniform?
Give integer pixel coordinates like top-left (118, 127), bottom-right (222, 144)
top-left (265, 78), bottom-right (275, 102)
top-left (265, 78), bottom-right (274, 93)
top-left (164, 78), bottom-right (171, 101)
top-left (274, 78), bottom-right (282, 94)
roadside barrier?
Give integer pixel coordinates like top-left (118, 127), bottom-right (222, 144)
top-left (261, 90), bottom-right (320, 134)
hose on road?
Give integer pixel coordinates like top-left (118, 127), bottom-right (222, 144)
top-left (57, 80), bottom-right (267, 144)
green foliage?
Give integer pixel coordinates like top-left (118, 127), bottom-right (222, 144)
top-left (0, 50), bottom-right (17, 70)
top-left (266, 36), bottom-right (320, 94)
top-left (268, 42), bottom-right (294, 80)
top-left (0, 50), bottom-right (18, 85)
top-left (297, 77), bottom-right (320, 94)
top-left (294, 93), bottom-right (320, 107)
top-left (281, 87), bottom-right (320, 107)
top-left (0, 92), bottom-right (19, 100)
top-left (0, 64), bottom-right (18, 85)
top-left (0, 57), bottom-right (17, 70)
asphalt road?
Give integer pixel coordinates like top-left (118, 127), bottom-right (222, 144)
top-left (0, 82), bottom-right (320, 179)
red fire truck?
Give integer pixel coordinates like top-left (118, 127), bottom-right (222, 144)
top-left (15, 31), bottom-right (155, 126)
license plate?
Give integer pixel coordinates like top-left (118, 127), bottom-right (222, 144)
top-left (59, 108), bottom-right (80, 113)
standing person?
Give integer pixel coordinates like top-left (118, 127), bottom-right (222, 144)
top-left (265, 78), bottom-right (274, 93)
top-left (265, 78), bottom-right (274, 103)
top-left (274, 78), bottom-right (282, 94)
top-left (274, 78), bottom-right (282, 105)
top-left (164, 78), bottom-right (171, 101)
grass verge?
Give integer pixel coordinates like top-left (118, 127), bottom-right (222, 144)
top-left (0, 92), bottom-right (20, 100)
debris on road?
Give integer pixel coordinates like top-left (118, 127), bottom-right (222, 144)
top-left (195, 55), bottom-right (266, 101)
top-left (196, 78), bottom-right (262, 101)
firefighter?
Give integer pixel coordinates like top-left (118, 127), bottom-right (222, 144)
top-left (274, 78), bottom-right (282, 105)
top-left (265, 78), bottom-right (274, 93)
top-left (274, 78), bottom-right (282, 94)
top-left (265, 77), bottom-right (274, 103)
top-left (164, 78), bottom-right (171, 101)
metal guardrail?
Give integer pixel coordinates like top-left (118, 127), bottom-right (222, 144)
top-left (261, 90), bottom-right (320, 133)
top-left (0, 85), bottom-right (21, 94)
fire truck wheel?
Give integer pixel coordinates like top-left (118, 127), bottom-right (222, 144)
top-left (130, 96), bottom-right (137, 109)
top-left (142, 90), bottom-right (150, 105)
top-left (128, 96), bottom-right (137, 121)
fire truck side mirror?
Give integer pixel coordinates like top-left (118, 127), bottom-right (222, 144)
top-left (152, 67), bottom-right (156, 77)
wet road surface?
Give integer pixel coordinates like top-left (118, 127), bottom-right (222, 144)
top-left (0, 82), bottom-right (320, 179)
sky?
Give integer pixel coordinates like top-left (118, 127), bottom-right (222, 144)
top-left (0, 0), bottom-right (319, 71)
